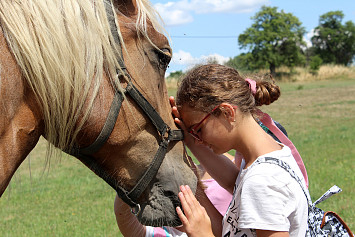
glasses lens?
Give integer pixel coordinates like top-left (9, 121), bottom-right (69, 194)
top-left (188, 105), bottom-right (219, 141)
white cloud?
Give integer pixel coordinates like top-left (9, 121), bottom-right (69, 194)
top-left (155, 2), bottom-right (194, 26)
top-left (189, 0), bottom-right (269, 14)
top-left (154, 0), bottom-right (269, 26)
top-left (171, 50), bottom-right (230, 71)
top-left (303, 29), bottom-right (316, 49)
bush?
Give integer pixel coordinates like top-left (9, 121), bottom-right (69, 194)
top-left (309, 55), bottom-right (323, 73)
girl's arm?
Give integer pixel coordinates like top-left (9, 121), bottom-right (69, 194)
top-left (114, 195), bottom-right (146, 237)
top-left (188, 143), bottom-right (238, 193)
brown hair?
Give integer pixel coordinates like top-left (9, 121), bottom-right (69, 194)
top-left (176, 64), bottom-right (280, 119)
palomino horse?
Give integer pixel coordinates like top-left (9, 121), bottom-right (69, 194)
top-left (0, 0), bottom-right (197, 227)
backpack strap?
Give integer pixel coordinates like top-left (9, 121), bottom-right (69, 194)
top-left (313, 185), bottom-right (342, 206)
top-left (253, 157), bottom-right (342, 208)
top-left (257, 109), bottom-right (309, 188)
top-left (252, 157), bottom-right (312, 206)
top-left (251, 157), bottom-right (352, 236)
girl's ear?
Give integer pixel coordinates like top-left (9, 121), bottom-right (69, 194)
top-left (219, 103), bottom-right (236, 122)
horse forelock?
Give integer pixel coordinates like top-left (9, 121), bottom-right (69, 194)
top-left (0, 0), bottom-right (166, 154)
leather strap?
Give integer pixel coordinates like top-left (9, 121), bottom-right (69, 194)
top-left (78, 91), bottom-right (123, 155)
top-left (68, 0), bottom-right (185, 211)
top-left (321, 211), bottom-right (354, 236)
top-left (125, 82), bottom-right (168, 136)
top-left (104, 0), bottom-right (126, 72)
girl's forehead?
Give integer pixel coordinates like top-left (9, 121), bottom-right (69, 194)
top-left (180, 105), bottom-right (203, 117)
top-left (180, 106), bottom-right (204, 125)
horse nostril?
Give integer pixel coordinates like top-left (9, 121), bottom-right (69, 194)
top-left (163, 190), bottom-right (181, 206)
top-left (163, 190), bottom-right (175, 198)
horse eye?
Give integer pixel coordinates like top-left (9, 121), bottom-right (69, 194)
top-left (157, 48), bottom-right (172, 69)
top-left (161, 48), bottom-right (171, 55)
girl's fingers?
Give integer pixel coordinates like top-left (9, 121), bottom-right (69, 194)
top-left (179, 185), bottom-right (204, 218)
top-left (183, 185), bottom-right (203, 217)
top-left (177, 185), bottom-right (214, 237)
top-left (169, 96), bottom-right (181, 119)
top-left (185, 185), bottom-right (200, 208)
top-left (169, 96), bottom-right (176, 107)
top-left (174, 118), bottom-right (187, 130)
top-left (176, 206), bottom-right (189, 226)
top-left (172, 106), bottom-right (181, 120)
top-left (178, 188), bottom-right (194, 219)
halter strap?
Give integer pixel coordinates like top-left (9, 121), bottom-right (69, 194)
top-left (68, 0), bottom-right (185, 213)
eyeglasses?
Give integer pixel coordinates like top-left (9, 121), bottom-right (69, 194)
top-left (188, 105), bottom-right (220, 141)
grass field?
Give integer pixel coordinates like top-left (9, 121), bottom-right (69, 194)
top-left (0, 78), bottom-right (354, 236)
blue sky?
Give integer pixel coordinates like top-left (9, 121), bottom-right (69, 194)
top-left (149, 0), bottom-right (355, 75)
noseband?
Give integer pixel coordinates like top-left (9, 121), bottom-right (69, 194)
top-left (68, 1), bottom-right (184, 215)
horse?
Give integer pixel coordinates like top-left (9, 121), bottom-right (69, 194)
top-left (0, 0), bottom-right (197, 227)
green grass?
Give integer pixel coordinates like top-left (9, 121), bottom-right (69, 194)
top-left (0, 141), bottom-right (120, 237)
top-left (262, 79), bottom-right (355, 229)
top-left (0, 79), bottom-right (354, 236)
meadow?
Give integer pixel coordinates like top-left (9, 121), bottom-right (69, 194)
top-left (0, 76), bottom-right (354, 236)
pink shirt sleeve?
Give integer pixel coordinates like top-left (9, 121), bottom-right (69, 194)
top-left (202, 179), bottom-right (233, 215)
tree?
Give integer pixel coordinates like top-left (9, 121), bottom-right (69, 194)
top-left (311, 11), bottom-right (355, 66)
top-left (167, 70), bottom-right (183, 80)
top-left (238, 6), bottom-right (306, 76)
top-left (225, 53), bottom-right (255, 72)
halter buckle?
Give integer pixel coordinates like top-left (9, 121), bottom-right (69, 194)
top-left (131, 204), bottom-right (141, 216)
top-left (161, 126), bottom-right (171, 143)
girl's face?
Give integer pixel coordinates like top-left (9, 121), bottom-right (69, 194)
top-left (180, 105), bottom-right (234, 154)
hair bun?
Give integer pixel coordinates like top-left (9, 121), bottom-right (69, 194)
top-left (254, 81), bottom-right (280, 106)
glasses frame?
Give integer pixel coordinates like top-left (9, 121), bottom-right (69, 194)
top-left (188, 105), bottom-right (220, 141)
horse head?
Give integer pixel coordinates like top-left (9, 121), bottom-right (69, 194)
top-left (0, 0), bottom-right (197, 227)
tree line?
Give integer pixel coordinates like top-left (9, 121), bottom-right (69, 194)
top-left (168, 6), bottom-right (355, 78)
top-left (226, 6), bottom-right (355, 76)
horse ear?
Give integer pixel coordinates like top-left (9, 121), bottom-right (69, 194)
top-left (114, 0), bottom-right (138, 16)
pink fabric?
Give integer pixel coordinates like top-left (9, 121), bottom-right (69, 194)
top-left (245, 78), bottom-right (257, 95)
top-left (202, 179), bottom-right (233, 215)
top-left (257, 109), bottom-right (309, 188)
top-left (153, 227), bottom-right (167, 236)
top-left (246, 78), bottom-right (308, 188)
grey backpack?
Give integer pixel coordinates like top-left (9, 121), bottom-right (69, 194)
top-left (253, 157), bottom-right (354, 237)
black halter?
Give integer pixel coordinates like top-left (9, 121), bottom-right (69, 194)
top-left (68, 1), bottom-right (184, 215)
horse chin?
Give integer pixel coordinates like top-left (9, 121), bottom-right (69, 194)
top-left (137, 184), bottom-right (182, 227)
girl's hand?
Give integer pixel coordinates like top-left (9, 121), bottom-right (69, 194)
top-left (169, 96), bottom-right (197, 147)
top-left (169, 96), bottom-right (185, 129)
top-left (176, 185), bottom-right (214, 237)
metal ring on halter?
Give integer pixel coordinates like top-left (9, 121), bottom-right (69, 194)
top-left (131, 204), bottom-right (141, 216)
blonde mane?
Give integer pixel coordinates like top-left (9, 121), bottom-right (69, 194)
top-left (0, 0), bottom-right (164, 152)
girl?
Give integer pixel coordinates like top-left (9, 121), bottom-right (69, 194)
top-left (173, 64), bottom-right (308, 237)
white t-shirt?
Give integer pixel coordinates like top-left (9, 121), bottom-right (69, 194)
top-left (222, 145), bottom-right (308, 237)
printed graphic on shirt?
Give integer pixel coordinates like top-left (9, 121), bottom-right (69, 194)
top-left (222, 181), bottom-right (256, 237)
